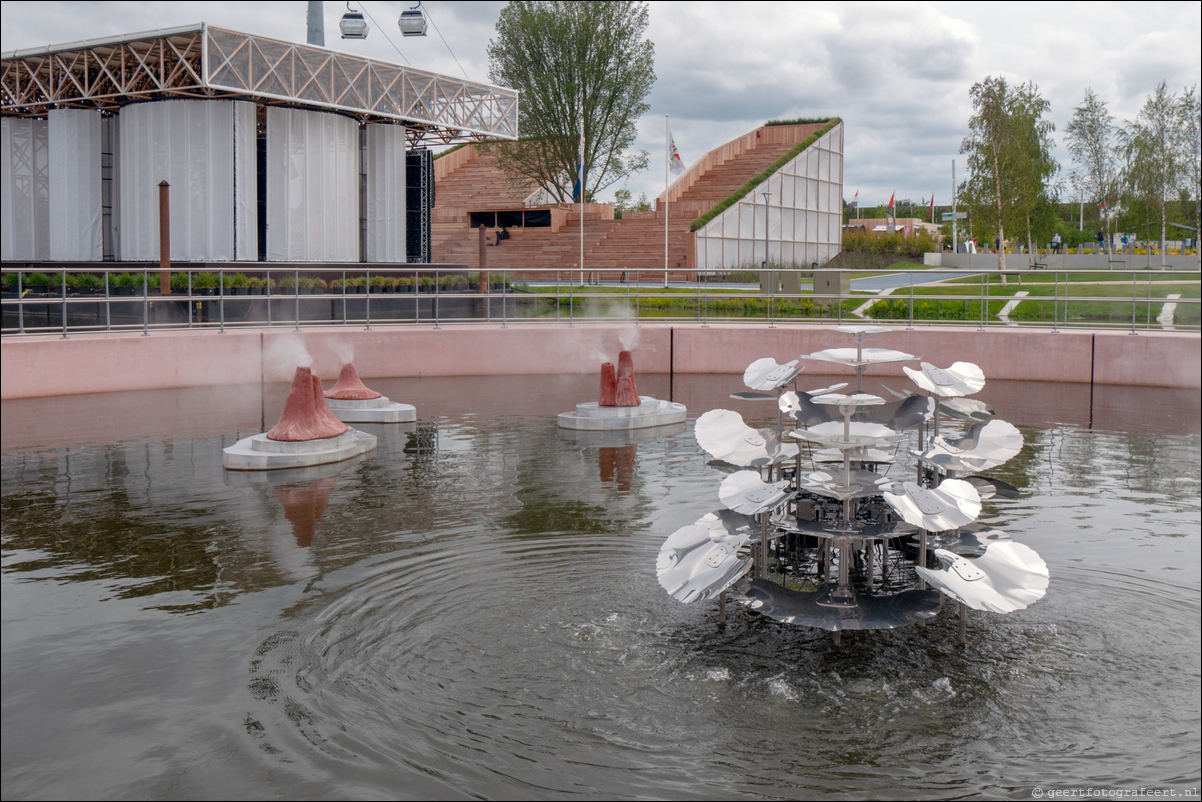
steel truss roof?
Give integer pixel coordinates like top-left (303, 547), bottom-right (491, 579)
top-left (1, 24), bottom-right (519, 145)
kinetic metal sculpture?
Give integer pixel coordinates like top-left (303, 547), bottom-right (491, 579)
top-left (656, 325), bottom-right (1048, 646)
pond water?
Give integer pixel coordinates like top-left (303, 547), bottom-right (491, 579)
top-left (2, 374), bottom-right (1200, 799)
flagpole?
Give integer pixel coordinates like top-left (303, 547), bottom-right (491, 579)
top-left (579, 106), bottom-right (584, 287)
top-left (666, 114), bottom-right (672, 286)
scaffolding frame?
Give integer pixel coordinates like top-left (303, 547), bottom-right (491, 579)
top-left (2, 24), bottom-right (519, 145)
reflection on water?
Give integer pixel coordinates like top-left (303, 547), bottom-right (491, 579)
top-left (1, 375), bottom-right (1199, 799)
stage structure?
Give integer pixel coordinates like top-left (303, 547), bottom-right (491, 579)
top-left (691, 122), bottom-right (844, 271)
top-left (1, 24), bottom-right (518, 263)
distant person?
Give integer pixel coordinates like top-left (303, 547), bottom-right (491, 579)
top-left (1052, 232), bottom-right (1062, 254)
top-left (1096, 230), bottom-right (1105, 254)
top-left (1121, 234), bottom-right (1129, 254)
top-left (497, 227), bottom-right (510, 245)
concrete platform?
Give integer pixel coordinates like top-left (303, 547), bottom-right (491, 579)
top-left (222, 428), bottom-right (377, 470)
top-left (557, 396), bottom-right (687, 431)
top-left (326, 395), bottom-right (416, 423)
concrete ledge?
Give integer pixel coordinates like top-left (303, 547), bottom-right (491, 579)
top-left (327, 398), bottom-right (416, 423)
top-left (2, 322), bottom-right (1198, 399)
top-left (222, 429), bottom-right (377, 470)
top-left (928, 252), bottom-right (1200, 270)
top-left (557, 397), bottom-right (687, 430)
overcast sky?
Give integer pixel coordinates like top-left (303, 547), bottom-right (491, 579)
top-left (3, 1), bottom-right (1199, 209)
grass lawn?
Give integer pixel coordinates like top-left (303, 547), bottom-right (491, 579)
top-left (863, 282), bottom-right (1199, 326)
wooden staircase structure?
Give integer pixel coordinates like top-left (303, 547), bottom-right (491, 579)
top-left (429, 123), bottom-right (826, 282)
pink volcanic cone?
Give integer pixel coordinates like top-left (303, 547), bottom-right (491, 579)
top-left (599, 362), bottom-right (618, 406)
top-left (325, 363), bottom-right (383, 400)
top-left (266, 367), bottom-right (350, 441)
top-left (615, 350), bottom-right (639, 406)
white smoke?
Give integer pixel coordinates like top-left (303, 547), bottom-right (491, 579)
top-left (263, 333), bottom-right (312, 382)
top-left (325, 337), bottom-right (355, 369)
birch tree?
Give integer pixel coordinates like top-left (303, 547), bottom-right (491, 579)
top-left (960, 77), bottom-right (1057, 279)
top-left (1065, 88), bottom-right (1117, 241)
top-left (1119, 82), bottom-right (1180, 267)
top-left (1179, 84), bottom-right (1200, 267)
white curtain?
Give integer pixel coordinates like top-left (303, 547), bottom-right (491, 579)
top-left (266, 107), bottom-right (358, 262)
top-left (233, 101), bottom-right (258, 261)
top-left (365, 124), bottom-right (407, 263)
top-left (1, 117), bottom-right (50, 261)
top-left (119, 99), bottom-right (253, 261)
top-left (49, 109), bottom-right (103, 261)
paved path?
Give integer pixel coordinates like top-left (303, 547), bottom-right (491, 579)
top-left (996, 291), bottom-right (1029, 325)
top-left (851, 287), bottom-right (897, 318)
top-left (1158, 293), bottom-right (1181, 330)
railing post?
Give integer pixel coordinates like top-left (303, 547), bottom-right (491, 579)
top-left (142, 267), bottom-right (149, 336)
top-left (294, 266), bottom-right (300, 332)
top-left (103, 270), bottom-right (110, 331)
top-left (434, 267), bottom-right (440, 329)
top-left (60, 269), bottom-right (68, 338)
top-left (1130, 268), bottom-right (1138, 335)
top-left (188, 271), bottom-right (193, 328)
top-left (1146, 272), bottom-right (1152, 329)
top-left (1052, 271), bottom-right (1058, 330)
top-left (17, 271), bottom-right (24, 334)
top-left (908, 270), bottom-right (914, 330)
top-left (365, 267), bottom-right (371, 331)
top-left (836, 268), bottom-right (841, 325)
top-left (219, 269), bottom-right (225, 333)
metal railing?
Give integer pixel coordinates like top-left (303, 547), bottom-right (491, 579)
top-left (2, 263), bottom-right (1198, 337)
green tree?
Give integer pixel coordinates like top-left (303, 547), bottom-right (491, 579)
top-left (1010, 83), bottom-right (1059, 264)
top-left (1179, 84), bottom-right (1200, 266)
top-left (1065, 88), bottom-right (1118, 241)
top-left (1119, 82), bottom-right (1181, 267)
top-left (959, 77), bottom-right (1058, 276)
top-left (485, 1), bottom-right (654, 202)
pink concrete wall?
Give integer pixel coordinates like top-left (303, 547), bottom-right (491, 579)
top-left (670, 324), bottom-right (1098, 384)
top-left (1, 323), bottom-right (1197, 400)
top-left (1092, 330), bottom-right (1202, 388)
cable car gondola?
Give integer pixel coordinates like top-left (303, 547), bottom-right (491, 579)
top-left (340, 3), bottom-right (369, 39)
top-left (398, 2), bottom-right (428, 37)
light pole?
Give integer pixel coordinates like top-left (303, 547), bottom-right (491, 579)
top-left (761, 190), bottom-right (772, 275)
top-left (762, 191), bottom-right (773, 323)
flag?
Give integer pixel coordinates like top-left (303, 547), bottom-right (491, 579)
top-left (928, 195), bottom-right (935, 221)
top-left (888, 192), bottom-right (895, 209)
top-left (573, 125), bottom-right (584, 202)
top-left (668, 124), bottom-right (685, 175)
top-left (850, 189), bottom-right (858, 210)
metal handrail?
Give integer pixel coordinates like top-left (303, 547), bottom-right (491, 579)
top-left (2, 264), bottom-right (1198, 336)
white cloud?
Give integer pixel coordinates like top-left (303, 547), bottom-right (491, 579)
top-left (3, 0), bottom-right (1197, 210)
